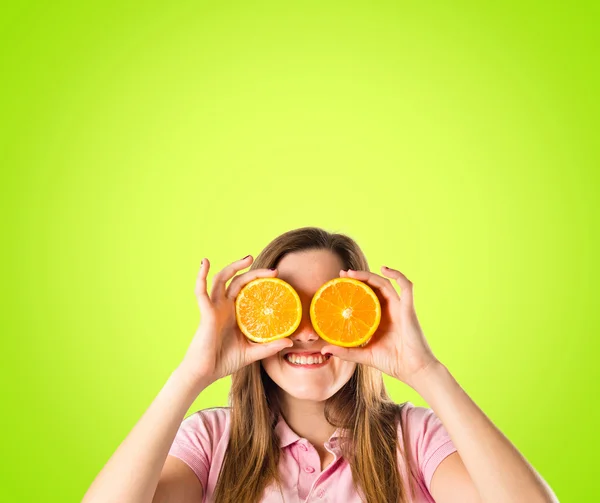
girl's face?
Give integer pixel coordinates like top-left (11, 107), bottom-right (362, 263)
top-left (261, 249), bottom-right (357, 402)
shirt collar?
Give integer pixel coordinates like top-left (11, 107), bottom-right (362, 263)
top-left (274, 414), bottom-right (341, 449)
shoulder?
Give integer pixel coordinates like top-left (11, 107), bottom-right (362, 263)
top-left (399, 401), bottom-right (433, 423)
top-left (397, 401), bottom-right (457, 491)
top-left (171, 407), bottom-right (231, 459)
top-left (183, 406), bottom-right (231, 436)
top-left (398, 400), bottom-right (451, 443)
top-left (399, 401), bottom-right (447, 438)
top-left (168, 407), bottom-right (232, 490)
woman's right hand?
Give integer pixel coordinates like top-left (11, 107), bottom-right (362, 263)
top-left (177, 255), bottom-right (293, 388)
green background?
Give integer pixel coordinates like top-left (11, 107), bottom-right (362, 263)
top-left (2, 1), bottom-right (598, 501)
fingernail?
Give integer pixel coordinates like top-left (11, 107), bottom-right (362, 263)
top-left (242, 254), bottom-right (251, 260)
top-left (269, 268), bottom-right (277, 271)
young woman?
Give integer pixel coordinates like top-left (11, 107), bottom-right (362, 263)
top-left (82, 227), bottom-right (558, 503)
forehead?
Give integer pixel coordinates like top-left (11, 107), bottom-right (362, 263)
top-left (276, 249), bottom-right (344, 296)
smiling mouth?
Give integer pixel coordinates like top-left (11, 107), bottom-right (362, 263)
top-left (283, 353), bottom-right (331, 367)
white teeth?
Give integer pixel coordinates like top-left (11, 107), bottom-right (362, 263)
top-left (285, 354), bottom-right (327, 365)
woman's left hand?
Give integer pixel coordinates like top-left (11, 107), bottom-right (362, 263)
top-left (319, 266), bottom-right (441, 388)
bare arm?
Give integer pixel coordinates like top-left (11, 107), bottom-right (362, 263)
top-left (325, 267), bottom-right (560, 503)
top-left (412, 362), bottom-right (559, 503)
top-left (81, 367), bottom-right (210, 503)
top-left (81, 255), bottom-right (293, 503)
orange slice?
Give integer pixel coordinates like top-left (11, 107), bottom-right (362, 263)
top-left (235, 277), bottom-right (302, 343)
top-left (310, 277), bottom-right (381, 347)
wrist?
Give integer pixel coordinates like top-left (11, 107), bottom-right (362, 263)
top-left (404, 359), bottom-right (448, 393)
top-left (171, 364), bottom-right (214, 396)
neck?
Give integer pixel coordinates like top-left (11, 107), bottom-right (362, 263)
top-left (279, 394), bottom-right (337, 451)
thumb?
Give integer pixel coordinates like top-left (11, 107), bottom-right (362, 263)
top-left (321, 345), bottom-right (369, 365)
top-left (249, 338), bottom-right (294, 361)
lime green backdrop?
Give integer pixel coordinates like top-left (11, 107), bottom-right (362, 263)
top-left (2, 1), bottom-right (598, 501)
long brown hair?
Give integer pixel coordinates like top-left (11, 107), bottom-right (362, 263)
top-left (212, 226), bottom-right (417, 502)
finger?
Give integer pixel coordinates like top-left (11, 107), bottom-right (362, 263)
top-left (320, 344), bottom-right (370, 365)
top-left (343, 269), bottom-right (400, 303)
top-left (247, 338), bottom-right (294, 361)
top-left (381, 266), bottom-right (414, 306)
top-left (212, 255), bottom-right (253, 300)
top-left (194, 258), bottom-right (212, 312)
top-left (226, 267), bottom-right (278, 300)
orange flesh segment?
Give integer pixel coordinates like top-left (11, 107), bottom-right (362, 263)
top-left (236, 278), bottom-right (302, 342)
top-left (311, 279), bottom-right (380, 346)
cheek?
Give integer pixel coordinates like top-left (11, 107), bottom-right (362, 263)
top-left (260, 354), bottom-right (282, 380)
top-left (336, 361), bottom-right (358, 381)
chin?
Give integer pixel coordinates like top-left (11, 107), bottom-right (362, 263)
top-left (261, 359), bottom-right (356, 403)
top-left (276, 384), bottom-right (334, 402)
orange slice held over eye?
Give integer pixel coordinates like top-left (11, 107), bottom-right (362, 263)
top-left (235, 277), bottom-right (303, 343)
top-left (310, 278), bottom-right (381, 348)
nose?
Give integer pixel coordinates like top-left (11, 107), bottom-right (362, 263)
top-left (289, 313), bottom-right (319, 343)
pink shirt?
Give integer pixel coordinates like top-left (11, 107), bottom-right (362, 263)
top-left (168, 402), bottom-right (457, 502)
